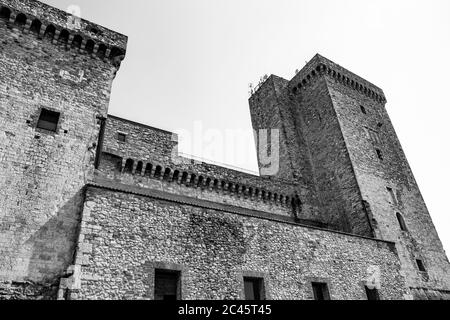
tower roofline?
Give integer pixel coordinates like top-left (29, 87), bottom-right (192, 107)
top-left (290, 53), bottom-right (386, 103)
top-left (0, 0), bottom-right (127, 63)
top-left (2, 0), bottom-right (127, 48)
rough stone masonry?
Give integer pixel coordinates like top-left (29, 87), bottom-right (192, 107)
top-left (0, 0), bottom-right (449, 300)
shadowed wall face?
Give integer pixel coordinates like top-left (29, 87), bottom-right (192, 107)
top-left (322, 67), bottom-right (450, 297)
top-left (0, 0), bottom-right (125, 299)
top-left (73, 186), bottom-right (407, 300)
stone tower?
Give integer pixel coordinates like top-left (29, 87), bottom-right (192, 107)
top-left (0, 0), bottom-right (127, 298)
top-left (249, 54), bottom-right (450, 299)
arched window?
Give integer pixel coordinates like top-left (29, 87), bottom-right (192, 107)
top-left (44, 25), bottom-right (55, 40)
top-left (396, 212), bottom-right (408, 231)
top-left (154, 166), bottom-right (162, 178)
top-left (71, 34), bottom-right (83, 49)
top-left (189, 174), bottom-right (197, 186)
top-left (172, 170), bottom-right (180, 182)
top-left (181, 172), bottom-right (188, 184)
top-left (135, 161), bottom-right (143, 174)
top-left (144, 163), bottom-right (153, 176)
top-left (163, 168), bottom-right (171, 180)
top-left (29, 19), bottom-right (42, 34)
top-left (97, 44), bottom-right (107, 58)
top-left (85, 39), bottom-right (95, 53)
top-left (0, 7), bottom-right (12, 21)
top-left (14, 13), bottom-right (27, 28)
top-left (197, 176), bottom-right (204, 188)
top-left (124, 159), bottom-right (133, 173)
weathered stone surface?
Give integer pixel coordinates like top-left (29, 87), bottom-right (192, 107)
top-left (76, 186), bottom-right (407, 300)
top-left (0, 0), bottom-right (449, 300)
top-left (0, 0), bottom-right (126, 299)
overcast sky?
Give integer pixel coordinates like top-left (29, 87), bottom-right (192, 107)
top-left (43, 0), bottom-right (450, 254)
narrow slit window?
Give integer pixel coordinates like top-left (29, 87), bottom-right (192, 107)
top-left (154, 269), bottom-right (181, 301)
top-left (36, 109), bottom-right (60, 132)
top-left (396, 212), bottom-right (408, 231)
top-left (312, 282), bottom-right (330, 300)
top-left (387, 187), bottom-right (398, 206)
top-left (244, 277), bottom-right (265, 300)
top-left (376, 148), bottom-right (384, 161)
top-left (360, 105), bottom-right (367, 114)
top-left (416, 259), bottom-right (426, 272)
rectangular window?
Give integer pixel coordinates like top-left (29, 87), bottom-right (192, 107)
top-left (416, 259), bottom-right (426, 272)
top-left (312, 282), bottom-right (330, 300)
top-left (37, 109), bottom-right (60, 132)
top-left (365, 286), bottom-right (380, 300)
top-left (387, 187), bottom-right (398, 206)
top-left (154, 269), bottom-right (181, 301)
top-left (117, 132), bottom-right (127, 142)
top-left (244, 277), bottom-right (264, 300)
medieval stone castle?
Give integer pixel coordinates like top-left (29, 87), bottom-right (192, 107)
top-left (0, 0), bottom-right (449, 300)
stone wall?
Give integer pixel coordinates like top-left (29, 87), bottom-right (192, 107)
top-left (0, 0), bottom-right (126, 299)
top-left (96, 115), bottom-right (331, 228)
top-left (322, 64), bottom-right (450, 295)
top-left (71, 185), bottom-right (408, 300)
top-left (249, 75), bottom-right (322, 224)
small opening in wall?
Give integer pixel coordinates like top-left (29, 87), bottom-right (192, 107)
top-left (136, 161), bottom-right (143, 174)
top-left (44, 25), bottom-right (56, 40)
top-left (244, 277), bottom-right (265, 300)
top-left (360, 105), bottom-right (367, 114)
top-left (154, 269), bottom-right (181, 301)
top-left (85, 39), bottom-right (95, 54)
top-left (365, 286), bottom-right (380, 300)
top-left (173, 170), bottom-right (180, 182)
top-left (163, 168), bottom-right (171, 180)
top-left (124, 159), bottom-right (133, 173)
top-left (416, 259), bottom-right (426, 272)
top-left (14, 13), bottom-right (27, 28)
top-left (312, 282), bottom-right (330, 300)
top-left (117, 133), bottom-right (126, 142)
top-left (154, 166), bottom-right (162, 179)
top-left (36, 109), bottom-right (60, 132)
top-left (97, 44), bottom-right (107, 58)
top-left (30, 19), bottom-right (42, 34)
top-left (71, 34), bottom-right (83, 49)
top-left (144, 163), bottom-right (153, 176)
top-left (58, 29), bottom-right (70, 44)
top-left (0, 7), bottom-right (12, 20)
top-left (396, 212), bottom-right (408, 232)
top-left (376, 148), bottom-right (384, 161)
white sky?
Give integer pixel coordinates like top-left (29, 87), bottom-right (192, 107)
top-left (43, 0), bottom-right (450, 254)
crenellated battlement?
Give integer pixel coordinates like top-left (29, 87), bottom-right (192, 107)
top-left (289, 54), bottom-right (386, 103)
top-left (0, 0), bottom-right (127, 66)
top-left (98, 152), bottom-right (299, 211)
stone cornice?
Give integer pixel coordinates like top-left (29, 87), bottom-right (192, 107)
top-left (0, 0), bottom-right (127, 66)
top-left (290, 54), bottom-right (386, 103)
